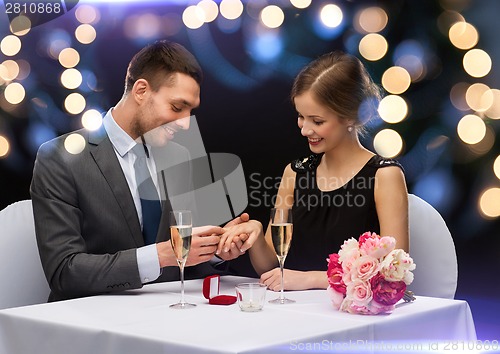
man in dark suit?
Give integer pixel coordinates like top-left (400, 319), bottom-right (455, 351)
top-left (30, 40), bottom-right (246, 302)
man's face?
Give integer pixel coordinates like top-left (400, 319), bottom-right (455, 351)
top-left (133, 72), bottom-right (200, 145)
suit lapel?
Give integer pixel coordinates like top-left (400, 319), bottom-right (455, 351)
top-left (88, 127), bottom-right (144, 247)
top-left (151, 147), bottom-right (172, 243)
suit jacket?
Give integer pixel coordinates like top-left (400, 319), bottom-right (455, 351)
top-left (30, 126), bottom-right (217, 302)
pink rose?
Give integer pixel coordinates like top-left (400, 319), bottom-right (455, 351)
top-left (358, 232), bottom-right (379, 247)
top-left (349, 255), bottom-right (379, 282)
top-left (359, 234), bottom-right (396, 259)
top-left (342, 300), bottom-right (372, 315)
top-left (339, 250), bottom-right (360, 283)
top-left (368, 301), bottom-right (395, 315)
top-left (326, 231), bottom-right (416, 316)
top-left (346, 279), bottom-right (372, 307)
top-left (327, 253), bottom-right (340, 264)
top-left (338, 238), bottom-right (361, 283)
top-left (341, 297), bottom-right (395, 315)
top-left (376, 236), bottom-right (396, 258)
top-left (326, 253), bottom-right (346, 294)
top-left (359, 236), bottom-right (380, 256)
top-left (327, 285), bottom-right (345, 310)
top-left (370, 273), bottom-right (406, 306)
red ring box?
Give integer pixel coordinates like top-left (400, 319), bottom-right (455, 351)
top-left (203, 275), bottom-right (237, 305)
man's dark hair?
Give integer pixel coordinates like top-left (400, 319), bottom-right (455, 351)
top-left (124, 40), bottom-right (203, 93)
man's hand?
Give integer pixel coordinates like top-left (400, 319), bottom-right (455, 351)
top-left (224, 213), bottom-right (250, 228)
top-left (156, 226), bottom-right (223, 268)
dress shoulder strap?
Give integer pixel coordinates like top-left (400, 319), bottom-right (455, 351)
top-left (367, 155), bottom-right (404, 172)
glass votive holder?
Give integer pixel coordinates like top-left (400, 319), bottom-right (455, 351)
top-left (235, 283), bottom-right (267, 312)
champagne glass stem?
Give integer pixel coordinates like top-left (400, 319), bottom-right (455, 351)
top-left (179, 260), bottom-right (186, 305)
top-left (279, 257), bottom-right (285, 302)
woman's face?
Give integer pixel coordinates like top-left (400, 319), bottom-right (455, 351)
top-left (294, 90), bottom-right (351, 154)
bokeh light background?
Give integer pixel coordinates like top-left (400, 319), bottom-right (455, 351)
top-left (1, 0), bottom-right (499, 340)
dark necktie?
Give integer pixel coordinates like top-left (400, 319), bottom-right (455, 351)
top-left (132, 143), bottom-right (161, 245)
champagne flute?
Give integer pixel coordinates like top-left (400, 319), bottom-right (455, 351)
top-left (169, 210), bottom-right (196, 309)
top-left (269, 208), bottom-right (295, 304)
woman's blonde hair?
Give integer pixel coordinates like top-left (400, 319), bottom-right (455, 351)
top-left (291, 51), bottom-right (382, 134)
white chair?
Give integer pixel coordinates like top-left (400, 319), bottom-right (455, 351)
top-left (408, 194), bottom-right (458, 299)
top-left (0, 200), bottom-right (50, 309)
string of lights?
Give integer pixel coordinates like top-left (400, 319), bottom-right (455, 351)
top-left (1, 0), bottom-right (498, 219)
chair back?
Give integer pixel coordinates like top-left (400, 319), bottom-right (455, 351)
top-left (408, 194), bottom-right (458, 299)
top-left (0, 200), bottom-right (50, 309)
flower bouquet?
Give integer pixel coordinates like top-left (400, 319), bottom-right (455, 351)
top-left (326, 232), bottom-right (416, 315)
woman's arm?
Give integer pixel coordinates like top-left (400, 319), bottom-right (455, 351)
top-left (261, 269), bottom-right (328, 291)
top-left (246, 222), bottom-right (279, 275)
top-left (253, 164), bottom-right (328, 290)
top-left (374, 166), bottom-right (409, 252)
top-left (218, 164), bottom-right (297, 275)
top-left (248, 164), bottom-right (297, 274)
top-left (217, 218), bottom-right (278, 274)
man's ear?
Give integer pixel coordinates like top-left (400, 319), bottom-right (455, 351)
top-left (132, 79), bottom-right (148, 104)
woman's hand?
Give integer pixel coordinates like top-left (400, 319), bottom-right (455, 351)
top-left (217, 220), bottom-right (264, 256)
top-left (215, 235), bottom-right (246, 261)
top-left (260, 268), bottom-right (328, 291)
top-left (261, 268), bottom-right (307, 291)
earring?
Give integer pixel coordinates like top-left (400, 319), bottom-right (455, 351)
top-left (347, 126), bottom-right (354, 133)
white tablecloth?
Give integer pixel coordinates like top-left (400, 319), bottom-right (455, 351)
top-left (0, 276), bottom-right (476, 354)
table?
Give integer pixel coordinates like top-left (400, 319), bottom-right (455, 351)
top-left (0, 276), bottom-right (476, 354)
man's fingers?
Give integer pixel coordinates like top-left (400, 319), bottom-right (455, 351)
top-left (193, 235), bottom-right (219, 247)
top-left (193, 225), bottom-right (223, 236)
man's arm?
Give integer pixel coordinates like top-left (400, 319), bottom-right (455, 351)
top-left (30, 140), bottom-right (143, 301)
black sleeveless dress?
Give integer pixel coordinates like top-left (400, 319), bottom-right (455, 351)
top-left (285, 153), bottom-right (404, 271)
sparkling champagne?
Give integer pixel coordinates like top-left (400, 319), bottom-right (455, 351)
top-left (170, 226), bottom-right (192, 261)
top-left (271, 223), bottom-right (293, 258)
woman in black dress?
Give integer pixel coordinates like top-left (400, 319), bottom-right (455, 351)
top-left (219, 51), bottom-right (409, 291)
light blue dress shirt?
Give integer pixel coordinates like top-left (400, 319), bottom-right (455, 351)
top-left (102, 109), bottom-right (160, 284)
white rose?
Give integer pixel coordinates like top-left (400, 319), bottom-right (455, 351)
top-left (380, 249), bottom-right (416, 284)
top-left (338, 238), bottom-right (359, 263)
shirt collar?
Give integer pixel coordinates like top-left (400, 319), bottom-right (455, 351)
top-left (102, 108), bottom-right (136, 157)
